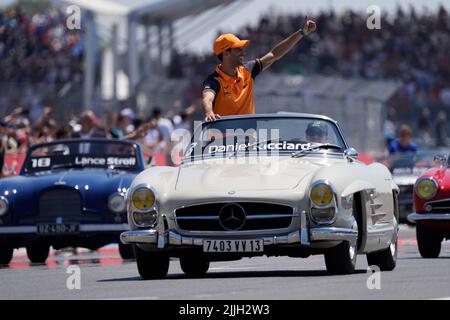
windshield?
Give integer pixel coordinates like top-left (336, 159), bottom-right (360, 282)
top-left (23, 141), bottom-right (140, 174)
top-left (184, 117), bottom-right (346, 160)
top-left (385, 151), bottom-right (439, 176)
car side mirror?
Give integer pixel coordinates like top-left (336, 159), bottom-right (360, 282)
top-left (344, 147), bottom-right (358, 162)
top-left (433, 154), bottom-right (447, 167)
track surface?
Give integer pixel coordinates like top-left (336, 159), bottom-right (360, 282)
top-left (1, 225), bottom-right (449, 300)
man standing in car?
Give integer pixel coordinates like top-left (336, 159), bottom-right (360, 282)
top-left (202, 17), bottom-right (317, 121)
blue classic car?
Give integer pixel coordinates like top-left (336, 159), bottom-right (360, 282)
top-left (0, 138), bottom-right (145, 264)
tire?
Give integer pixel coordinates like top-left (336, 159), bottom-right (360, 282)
top-left (416, 224), bottom-right (442, 258)
top-left (324, 240), bottom-right (357, 275)
top-left (367, 237), bottom-right (397, 271)
top-left (180, 254), bottom-right (210, 277)
top-left (0, 247), bottom-right (13, 265)
top-left (26, 244), bottom-right (49, 263)
top-left (118, 242), bottom-right (135, 260)
top-left (134, 245), bottom-right (169, 280)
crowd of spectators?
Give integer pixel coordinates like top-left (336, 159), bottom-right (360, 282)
top-left (0, 6), bottom-right (83, 121)
top-left (0, 6), bottom-right (83, 85)
top-left (0, 4), bottom-right (449, 174)
top-left (0, 104), bottom-right (197, 176)
top-left (174, 5), bottom-right (450, 129)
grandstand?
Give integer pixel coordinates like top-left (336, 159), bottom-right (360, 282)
top-left (0, 0), bottom-right (448, 171)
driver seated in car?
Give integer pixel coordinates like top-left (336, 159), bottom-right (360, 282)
top-left (306, 121), bottom-right (329, 144)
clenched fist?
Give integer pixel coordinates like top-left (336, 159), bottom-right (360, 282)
top-left (303, 16), bottom-right (316, 36)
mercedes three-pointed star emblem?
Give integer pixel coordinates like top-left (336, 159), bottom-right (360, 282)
top-left (218, 203), bottom-right (246, 231)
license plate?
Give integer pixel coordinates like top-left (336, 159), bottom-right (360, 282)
top-left (203, 239), bottom-right (264, 253)
top-left (37, 223), bottom-right (80, 235)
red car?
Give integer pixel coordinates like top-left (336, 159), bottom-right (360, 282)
top-left (408, 155), bottom-right (450, 258)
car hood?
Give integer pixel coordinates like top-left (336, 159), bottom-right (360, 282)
top-left (1, 169), bottom-right (136, 198)
top-left (175, 156), bottom-right (326, 191)
top-left (0, 169), bottom-right (139, 224)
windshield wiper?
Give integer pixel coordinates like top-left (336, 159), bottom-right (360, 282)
top-left (291, 143), bottom-right (342, 158)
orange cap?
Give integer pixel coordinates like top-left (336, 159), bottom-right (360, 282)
top-left (213, 33), bottom-right (250, 56)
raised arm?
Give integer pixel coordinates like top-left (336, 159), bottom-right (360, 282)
top-left (259, 16), bottom-right (316, 72)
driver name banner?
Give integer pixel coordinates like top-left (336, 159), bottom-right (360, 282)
top-left (207, 141), bottom-right (313, 154)
top-left (74, 156), bottom-right (136, 166)
top-left (27, 156), bottom-right (137, 171)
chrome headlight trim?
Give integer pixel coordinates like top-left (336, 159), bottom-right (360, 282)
top-left (309, 180), bottom-right (337, 208)
top-left (415, 176), bottom-right (439, 200)
top-left (308, 179), bottom-right (338, 225)
top-left (127, 184), bottom-right (159, 228)
top-left (127, 183), bottom-right (159, 213)
top-left (0, 196), bottom-right (9, 216)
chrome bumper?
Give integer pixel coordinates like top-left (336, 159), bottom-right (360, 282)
top-left (120, 227), bottom-right (358, 247)
top-left (407, 213), bottom-right (450, 223)
top-left (309, 227), bottom-right (358, 241)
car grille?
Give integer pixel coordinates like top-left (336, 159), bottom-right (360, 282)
top-left (39, 188), bottom-right (82, 218)
top-left (175, 202), bottom-right (294, 231)
top-left (425, 199), bottom-right (450, 213)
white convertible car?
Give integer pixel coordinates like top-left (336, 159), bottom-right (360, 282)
top-left (121, 113), bottom-right (399, 279)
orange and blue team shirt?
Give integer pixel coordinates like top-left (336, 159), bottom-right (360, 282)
top-left (202, 59), bottom-right (262, 116)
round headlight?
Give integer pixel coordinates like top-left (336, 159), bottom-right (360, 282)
top-left (108, 194), bottom-right (126, 213)
top-left (415, 177), bottom-right (438, 200)
top-left (131, 187), bottom-right (156, 210)
top-left (0, 197), bottom-right (9, 216)
top-left (310, 183), bottom-right (334, 207)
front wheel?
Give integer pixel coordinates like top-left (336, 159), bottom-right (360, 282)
top-left (324, 240), bottom-right (357, 275)
top-left (180, 254), bottom-right (210, 277)
top-left (26, 244), bottom-right (49, 263)
top-left (416, 224), bottom-right (442, 258)
top-left (118, 242), bottom-right (135, 260)
top-left (0, 247), bottom-right (13, 265)
top-left (134, 245), bottom-right (169, 280)
top-left (367, 237), bottom-right (397, 271)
